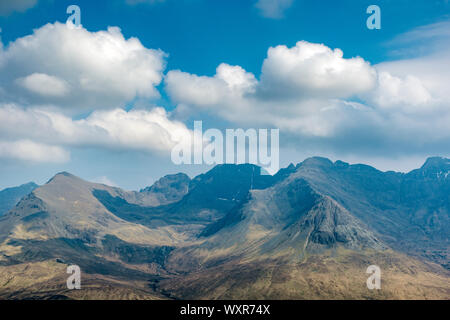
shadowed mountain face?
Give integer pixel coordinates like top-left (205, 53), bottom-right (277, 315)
top-left (139, 173), bottom-right (190, 206)
top-left (0, 158), bottom-right (448, 299)
top-left (0, 182), bottom-right (38, 216)
top-left (93, 164), bottom-right (295, 229)
top-left (289, 157), bottom-right (449, 268)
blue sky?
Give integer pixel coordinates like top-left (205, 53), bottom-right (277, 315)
top-left (2, 0), bottom-right (447, 75)
top-left (0, 0), bottom-right (449, 190)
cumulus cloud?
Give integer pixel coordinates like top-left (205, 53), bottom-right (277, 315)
top-left (0, 104), bottom-right (195, 162)
top-left (0, 104), bottom-right (192, 152)
top-left (0, 22), bottom-right (166, 112)
top-left (0, 140), bottom-right (69, 163)
top-left (166, 63), bottom-right (257, 108)
top-left (259, 41), bottom-right (377, 99)
top-left (165, 39), bottom-right (450, 157)
top-left (166, 41), bottom-right (378, 111)
top-left (0, 0), bottom-right (37, 16)
top-left (1, 19), bottom-right (448, 165)
top-left (373, 58), bottom-right (450, 111)
top-left (16, 73), bottom-right (70, 97)
top-left (166, 41), bottom-right (378, 128)
top-left (255, 0), bottom-right (293, 19)
top-left (366, 72), bottom-right (433, 112)
top-left (0, 22), bottom-right (201, 164)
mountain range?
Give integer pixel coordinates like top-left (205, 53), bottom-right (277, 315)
top-left (0, 157), bottom-right (448, 299)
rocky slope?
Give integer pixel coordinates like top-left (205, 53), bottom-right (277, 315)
top-left (0, 157), bottom-right (448, 299)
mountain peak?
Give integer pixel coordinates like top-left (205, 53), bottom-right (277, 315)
top-left (55, 171), bottom-right (76, 177)
top-left (300, 157), bottom-right (334, 168)
top-left (140, 172), bottom-right (191, 202)
top-left (141, 173), bottom-right (190, 193)
top-left (45, 171), bottom-right (83, 185)
top-left (414, 157), bottom-right (450, 179)
top-left (421, 156), bottom-right (450, 169)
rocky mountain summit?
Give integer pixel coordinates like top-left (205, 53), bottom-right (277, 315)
top-left (0, 157), bottom-right (448, 299)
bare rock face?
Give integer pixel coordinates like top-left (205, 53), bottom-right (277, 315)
top-left (137, 173), bottom-right (191, 206)
top-left (291, 157), bottom-right (449, 268)
top-left (178, 169), bottom-right (387, 269)
top-left (299, 196), bottom-right (386, 252)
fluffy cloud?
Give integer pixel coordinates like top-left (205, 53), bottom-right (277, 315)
top-left (367, 72), bottom-right (433, 112)
top-left (0, 140), bottom-right (69, 163)
top-left (165, 39), bottom-right (450, 157)
top-left (166, 41), bottom-right (378, 128)
top-left (259, 41), bottom-right (377, 99)
top-left (255, 0), bottom-right (293, 19)
top-left (0, 0), bottom-right (37, 16)
top-left (0, 23), bottom-right (166, 111)
top-left (0, 104), bottom-right (193, 162)
top-left (1, 19), bottom-right (448, 165)
top-left (166, 64), bottom-right (257, 108)
top-left (0, 22), bottom-right (193, 164)
top-left (16, 73), bottom-right (70, 97)
top-left (167, 41), bottom-right (377, 110)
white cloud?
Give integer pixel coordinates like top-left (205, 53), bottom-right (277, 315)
top-left (0, 104), bottom-right (197, 163)
top-left (0, 22), bottom-right (166, 112)
top-left (259, 41), bottom-right (377, 99)
top-left (16, 73), bottom-right (70, 97)
top-left (368, 21), bottom-right (450, 116)
top-left (0, 19), bottom-right (448, 166)
top-left (165, 39), bottom-right (450, 157)
top-left (0, 140), bottom-right (69, 163)
top-left (373, 56), bottom-right (450, 109)
top-left (0, 104), bottom-right (193, 153)
top-left (166, 41), bottom-right (378, 129)
top-left (166, 42), bottom-right (377, 113)
top-left (166, 63), bottom-right (257, 108)
top-left (367, 72), bottom-right (433, 112)
top-left (0, 0), bottom-right (37, 16)
top-left (0, 22), bottom-right (196, 164)
top-left (255, 0), bottom-right (293, 19)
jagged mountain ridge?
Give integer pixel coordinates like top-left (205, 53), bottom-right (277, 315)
top-left (165, 166), bottom-right (387, 274)
top-left (0, 157), bottom-right (448, 299)
top-left (287, 157), bottom-right (449, 267)
top-left (93, 164), bottom-right (295, 229)
top-left (0, 172), bottom-right (186, 246)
